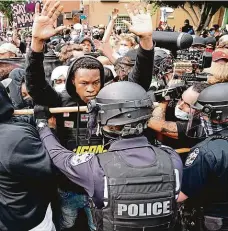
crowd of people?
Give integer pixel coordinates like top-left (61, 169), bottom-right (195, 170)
top-left (0, 1), bottom-right (228, 231)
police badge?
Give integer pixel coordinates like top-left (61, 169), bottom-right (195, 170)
top-left (70, 153), bottom-right (94, 166)
top-left (185, 148), bottom-right (199, 167)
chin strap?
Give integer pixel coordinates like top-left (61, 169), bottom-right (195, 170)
top-left (121, 123), bottom-right (144, 137)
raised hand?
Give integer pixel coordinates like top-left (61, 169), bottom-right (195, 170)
top-left (32, 0), bottom-right (65, 41)
top-left (122, 3), bottom-right (153, 38)
top-left (111, 8), bottom-right (119, 21)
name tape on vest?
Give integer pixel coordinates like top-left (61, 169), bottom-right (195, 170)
top-left (115, 200), bottom-right (171, 218)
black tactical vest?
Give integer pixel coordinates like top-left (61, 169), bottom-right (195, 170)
top-left (185, 135), bottom-right (228, 230)
top-left (95, 145), bottom-right (177, 231)
top-left (56, 111), bottom-right (105, 154)
top-left (56, 111), bottom-right (105, 192)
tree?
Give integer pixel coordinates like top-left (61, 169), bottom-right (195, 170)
top-left (0, 0), bottom-right (25, 25)
top-left (145, 1), bottom-right (228, 33)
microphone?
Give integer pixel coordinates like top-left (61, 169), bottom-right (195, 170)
top-left (152, 31), bottom-right (193, 50)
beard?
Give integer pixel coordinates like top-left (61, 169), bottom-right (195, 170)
top-left (207, 61), bottom-right (228, 84)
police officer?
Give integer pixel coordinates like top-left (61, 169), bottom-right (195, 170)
top-left (27, 2), bottom-right (155, 230)
top-left (35, 81), bottom-right (183, 231)
top-left (178, 83), bottom-right (228, 230)
top-left (27, 1), bottom-right (154, 230)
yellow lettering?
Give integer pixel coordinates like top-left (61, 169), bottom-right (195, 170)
top-left (75, 146), bottom-right (81, 154)
top-left (89, 146), bottom-right (97, 153)
top-left (96, 145), bottom-right (104, 154)
top-left (81, 146), bottom-right (89, 154)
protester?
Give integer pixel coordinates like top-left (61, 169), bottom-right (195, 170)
top-left (0, 43), bottom-right (18, 58)
top-left (25, 1), bottom-right (154, 230)
top-left (0, 81), bottom-right (56, 231)
top-left (80, 37), bottom-right (93, 53)
top-left (148, 82), bottom-right (209, 149)
top-left (182, 19), bottom-right (195, 35)
top-left (51, 66), bottom-right (69, 93)
top-left (8, 68), bottom-right (34, 109)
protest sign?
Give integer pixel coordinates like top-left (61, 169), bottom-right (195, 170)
top-left (11, 2), bottom-right (36, 28)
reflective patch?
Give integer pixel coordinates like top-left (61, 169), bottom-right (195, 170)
top-left (185, 148), bottom-right (199, 166)
top-left (70, 153), bottom-right (94, 166)
top-left (81, 114), bottom-right (89, 122)
top-left (64, 121), bottom-right (74, 128)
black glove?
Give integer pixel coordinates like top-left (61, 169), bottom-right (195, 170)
top-left (34, 105), bottom-right (51, 130)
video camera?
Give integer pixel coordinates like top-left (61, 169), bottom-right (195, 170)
top-left (176, 49), bottom-right (212, 70)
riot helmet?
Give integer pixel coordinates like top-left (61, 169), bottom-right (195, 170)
top-left (87, 81), bottom-right (153, 137)
top-left (186, 83), bottom-right (228, 138)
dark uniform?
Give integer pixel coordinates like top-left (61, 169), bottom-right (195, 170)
top-left (26, 45), bottom-right (154, 231)
top-left (180, 83), bottom-right (228, 231)
top-left (35, 81), bottom-right (183, 231)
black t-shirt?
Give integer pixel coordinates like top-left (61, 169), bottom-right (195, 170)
top-left (182, 25), bottom-right (194, 33)
top-left (19, 41), bottom-right (26, 54)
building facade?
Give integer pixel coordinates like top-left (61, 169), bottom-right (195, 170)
top-left (59, 0), bottom-right (225, 31)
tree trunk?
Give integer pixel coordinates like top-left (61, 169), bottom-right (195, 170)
top-left (189, 2), bottom-right (200, 22)
top-left (196, 2), bottom-right (210, 33)
top-left (180, 5), bottom-right (197, 27)
top-left (204, 5), bottom-right (221, 28)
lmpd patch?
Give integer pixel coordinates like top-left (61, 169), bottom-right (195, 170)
top-left (185, 148), bottom-right (200, 167)
top-left (70, 153), bottom-right (94, 166)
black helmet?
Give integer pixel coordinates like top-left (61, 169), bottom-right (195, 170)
top-left (87, 82), bottom-right (153, 136)
top-left (194, 83), bottom-right (228, 121)
top-left (192, 36), bottom-right (206, 47)
top-left (154, 48), bottom-right (173, 77)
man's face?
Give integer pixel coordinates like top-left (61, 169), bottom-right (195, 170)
top-left (81, 40), bottom-right (92, 53)
top-left (25, 36), bottom-right (32, 43)
top-left (72, 68), bottom-right (101, 103)
top-left (120, 40), bottom-right (132, 49)
top-left (191, 45), bottom-right (205, 52)
top-left (177, 87), bottom-right (199, 113)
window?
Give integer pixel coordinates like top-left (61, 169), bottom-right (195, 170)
top-left (115, 15), bottom-right (131, 31)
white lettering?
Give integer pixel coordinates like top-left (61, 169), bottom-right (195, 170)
top-left (139, 204), bottom-right (146, 216)
top-left (174, 169), bottom-right (180, 193)
top-left (147, 203), bottom-right (152, 216)
top-left (163, 201), bottom-right (170, 214)
top-left (153, 202), bottom-right (162, 215)
top-left (117, 201), bottom-right (171, 217)
top-left (128, 204), bottom-right (138, 216)
top-left (118, 204), bottom-right (127, 216)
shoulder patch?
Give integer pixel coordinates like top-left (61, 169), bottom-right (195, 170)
top-left (185, 148), bottom-right (199, 167)
top-left (70, 153), bottom-right (94, 166)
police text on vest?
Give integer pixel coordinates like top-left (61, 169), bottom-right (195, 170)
top-left (117, 201), bottom-right (171, 217)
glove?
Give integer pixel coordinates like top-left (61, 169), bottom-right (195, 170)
top-left (34, 105), bottom-right (51, 130)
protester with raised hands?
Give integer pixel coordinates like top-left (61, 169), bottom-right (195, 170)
top-left (97, 3), bottom-right (154, 88)
top-left (25, 1), bottom-right (155, 230)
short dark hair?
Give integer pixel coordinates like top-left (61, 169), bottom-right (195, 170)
top-left (71, 57), bottom-right (102, 80)
top-left (192, 82), bottom-right (209, 93)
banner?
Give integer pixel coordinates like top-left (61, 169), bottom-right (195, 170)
top-left (11, 2), bottom-right (36, 28)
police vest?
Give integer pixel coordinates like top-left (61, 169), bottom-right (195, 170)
top-left (96, 145), bottom-right (177, 231)
top-left (56, 111), bottom-right (105, 192)
top-left (56, 111), bottom-right (105, 154)
top-left (187, 134), bottom-right (228, 226)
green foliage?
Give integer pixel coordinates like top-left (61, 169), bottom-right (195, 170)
top-left (0, 0), bottom-right (25, 24)
top-left (143, 1), bottom-right (228, 32)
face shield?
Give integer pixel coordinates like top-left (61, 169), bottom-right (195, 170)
top-left (186, 105), bottom-right (206, 139)
top-left (186, 103), bottom-right (228, 139)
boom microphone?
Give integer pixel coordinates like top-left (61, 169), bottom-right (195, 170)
top-left (152, 31), bottom-right (193, 50)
